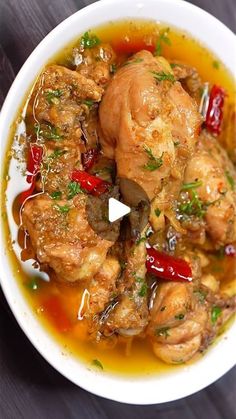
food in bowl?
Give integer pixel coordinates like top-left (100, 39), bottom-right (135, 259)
top-left (2, 19), bottom-right (236, 374)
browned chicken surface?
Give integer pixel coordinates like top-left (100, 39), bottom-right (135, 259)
top-left (22, 194), bottom-right (114, 282)
top-left (99, 50), bottom-right (201, 200)
top-left (183, 130), bottom-right (236, 246)
top-left (148, 280), bottom-right (236, 364)
top-left (22, 64), bottom-right (117, 283)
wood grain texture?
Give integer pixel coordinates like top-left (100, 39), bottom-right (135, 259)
top-left (0, 1), bottom-right (235, 418)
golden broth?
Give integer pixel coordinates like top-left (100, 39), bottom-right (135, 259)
top-left (2, 19), bottom-right (236, 376)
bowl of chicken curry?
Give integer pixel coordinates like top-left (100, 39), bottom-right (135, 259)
top-left (0, 0), bottom-right (235, 405)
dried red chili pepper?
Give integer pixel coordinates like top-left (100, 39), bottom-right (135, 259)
top-left (205, 85), bottom-right (225, 135)
top-left (71, 169), bottom-right (111, 196)
top-left (146, 247), bottom-right (192, 282)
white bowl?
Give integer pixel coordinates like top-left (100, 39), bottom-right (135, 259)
top-left (0, 0), bottom-right (235, 405)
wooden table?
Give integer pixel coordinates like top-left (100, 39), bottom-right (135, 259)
top-left (0, 1), bottom-right (235, 417)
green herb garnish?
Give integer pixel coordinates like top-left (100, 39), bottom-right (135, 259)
top-left (67, 181), bottom-right (83, 200)
top-left (123, 58), bottom-right (144, 66)
top-left (178, 189), bottom-right (208, 218)
top-left (54, 204), bottom-right (70, 214)
top-left (138, 283), bottom-right (148, 297)
top-left (27, 278), bottom-right (39, 291)
top-left (45, 89), bottom-right (63, 104)
top-left (225, 171), bottom-right (235, 190)
top-left (80, 31), bottom-right (100, 49)
top-left (110, 63), bottom-right (117, 74)
top-left (175, 313), bottom-right (185, 320)
top-left (91, 359), bottom-right (103, 370)
top-left (48, 149), bottom-right (66, 159)
top-left (154, 27), bottom-right (171, 56)
top-left (155, 208), bottom-right (161, 217)
top-left (50, 191), bottom-right (62, 200)
top-left (155, 327), bottom-right (170, 338)
top-left (119, 260), bottom-right (127, 271)
top-left (170, 63), bottom-right (178, 69)
top-left (143, 146), bottom-right (163, 171)
top-left (212, 60), bottom-right (220, 69)
top-left (151, 71), bottom-right (175, 83)
top-left (181, 180), bottom-right (202, 191)
top-left (215, 246), bottom-right (225, 260)
top-left (44, 124), bottom-right (63, 141)
top-left (136, 236), bottom-right (146, 245)
top-left (83, 99), bottom-right (94, 108)
top-left (211, 306), bottom-right (222, 324)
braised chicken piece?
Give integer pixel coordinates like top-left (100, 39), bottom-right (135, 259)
top-left (87, 257), bottom-right (121, 315)
top-left (171, 61), bottom-right (203, 101)
top-left (21, 64), bottom-right (118, 283)
top-left (148, 279), bottom-right (236, 364)
top-left (22, 194), bottom-right (114, 282)
top-left (102, 236), bottom-right (149, 337)
top-left (183, 130), bottom-right (236, 246)
top-left (75, 43), bottom-right (116, 86)
top-left (99, 50), bottom-right (201, 201)
top-left (28, 64), bottom-right (103, 142)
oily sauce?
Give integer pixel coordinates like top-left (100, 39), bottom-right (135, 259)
top-left (2, 19), bottom-right (236, 376)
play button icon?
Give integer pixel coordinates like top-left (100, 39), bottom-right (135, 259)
top-left (86, 178), bottom-right (150, 242)
top-left (108, 198), bottom-right (131, 222)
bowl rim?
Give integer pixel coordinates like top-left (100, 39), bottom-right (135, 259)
top-left (0, 0), bottom-right (236, 405)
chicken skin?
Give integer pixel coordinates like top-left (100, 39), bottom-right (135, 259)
top-left (148, 280), bottom-right (236, 364)
top-left (22, 64), bottom-right (118, 283)
top-left (99, 50), bottom-right (201, 200)
top-left (184, 130), bottom-right (236, 245)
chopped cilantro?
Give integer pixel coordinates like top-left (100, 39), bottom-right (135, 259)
top-left (54, 204), bottom-right (70, 214)
top-left (110, 63), bottom-right (117, 74)
top-left (151, 70), bottom-right (175, 83)
top-left (83, 99), bottom-right (94, 108)
top-left (136, 236), bottom-right (146, 245)
top-left (175, 313), bottom-right (185, 320)
top-left (67, 181), bottom-right (83, 199)
top-left (211, 306), bottom-right (222, 324)
top-left (143, 145), bottom-right (163, 171)
top-left (138, 283), bottom-right (148, 297)
top-left (155, 327), bottom-right (170, 338)
top-left (123, 58), bottom-right (144, 66)
top-left (170, 63), bottom-right (179, 68)
top-left (154, 27), bottom-right (171, 56)
top-left (133, 273), bottom-right (144, 283)
top-left (225, 170), bottom-right (235, 190)
top-left (45, 89), bottom-right (63, 104)
top-left (181, 180), bottom-right (202, 191)
top-left (27, 278), bottom-right (39, 291)
top-left (178, 189), bottom-right (209, 218)
top-left (48, 149), bottom-right (66, 159)
top-left (155, 208), bottom-right (161, 217)
top-left (50, 191), bottom-right (62, 200)
top-left (91, 359), bottom-right (103, 370)
top-left (215, 246), bottom-right (225, 260)
top-left (80, 31), bottom-right (100, 49)
top-left (212, 60), bottom-right (220, 69)
top-left (119, 260), bottom-right (127, 271)
top-left (44, 124), bottom-right (63, 141)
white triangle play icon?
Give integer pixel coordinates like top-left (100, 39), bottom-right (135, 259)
top-left (108, 198), bottom-right (131, 222)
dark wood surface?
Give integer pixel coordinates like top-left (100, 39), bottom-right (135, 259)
top-left (0, 1), bottom-right (235, 417)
